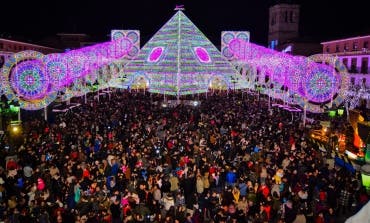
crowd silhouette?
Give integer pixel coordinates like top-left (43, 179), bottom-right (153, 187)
top-left (0, 90), bottom-right (368, 223)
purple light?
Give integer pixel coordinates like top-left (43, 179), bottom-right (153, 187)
top-left (194, 47), bottom-right (211, 63)
top-left (148, 47), bottom-right (164, 62)
top-left (43, 54), bottom-right (69, 90)
top-left (228, 38), bottom-right (342, 103)
top-left (10, 60), bottom-right (50, 100)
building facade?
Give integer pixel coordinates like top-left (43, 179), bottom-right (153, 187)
top-left (268, 3), bottom-right (300, 49)
top-left (321, 35), bottom-right (370, 88)
top-left (267, 2), bottom-right (321, 56)
top-left (56, 33), bottom-right (89, 49)
top-left (0, 38), bottom-right (62, 68)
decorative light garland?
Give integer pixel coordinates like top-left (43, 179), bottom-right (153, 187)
top-left (228, 38), bottom-right (349, 112)
top-left (0, 37), bottom-right (132, 110)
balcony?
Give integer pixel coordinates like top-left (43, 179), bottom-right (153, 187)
top-left (330, 48), bottom-right (370, 56)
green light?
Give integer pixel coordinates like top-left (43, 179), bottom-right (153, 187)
top-left (365, 145), bottom-right (370, 164)
top-left (9, 105), bottom-right (20, 113)
top-left (337, 108), bottom-right (344, 116)
top-left (328, 110), bottom-right (336, 118)
top-left (361, 165), bottom-right (370, 190)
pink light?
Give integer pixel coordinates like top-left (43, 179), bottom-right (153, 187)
top-left (194, 47), bottom-right (211, 63)
top-left (148, 47), bottom-right (164, 62)
top-left (25, 75), bottom-right (35, 85)
top-left (228, 38), bottom-right (341, 103)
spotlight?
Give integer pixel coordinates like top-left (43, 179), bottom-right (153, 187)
top-left (12, 126), bottom-right (19, 133)
top-left (9, 121), bottom-right (22, 135)
top-left (193, 101), bottom-right (199, 106)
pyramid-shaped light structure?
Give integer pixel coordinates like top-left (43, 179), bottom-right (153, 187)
top-left (124, 10), bottom-right (244, 96)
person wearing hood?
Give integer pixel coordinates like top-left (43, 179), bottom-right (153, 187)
top-left (162, 193), bottom-right (175, 212)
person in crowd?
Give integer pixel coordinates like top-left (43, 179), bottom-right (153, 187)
top-left (0, 90), bottom-right (361, 223)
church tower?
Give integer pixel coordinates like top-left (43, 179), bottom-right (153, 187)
top-left (268, 2), bottom-right (300, 49)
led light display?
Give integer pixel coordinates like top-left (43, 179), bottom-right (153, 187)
top-left (124, 11), bottom-right (243, 96)
top-left (0, 37), bottom-right (132, 110)
top-left (10, 60), bottom-right (50, 100)
top-left (43, 54), bottom-right (69, 90)
top-left (228, 38), bottom-right (349, 113)
top-left (148, 47), bottom-right (164, 62)
top-left (111, 30), bottom-right (140, 59)
top-left (221, 31), bottom-right (250, 60)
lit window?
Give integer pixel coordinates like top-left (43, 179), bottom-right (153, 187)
top-left (147, 47), bottom-right (164, 62)
top-left (194, 47), bottom-right (211, 63)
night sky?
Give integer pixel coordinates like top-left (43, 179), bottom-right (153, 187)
top-left (0, 0), bottom-right (369, 47)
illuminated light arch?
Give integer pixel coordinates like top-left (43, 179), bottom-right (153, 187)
top-left (228, 38), bottom-right (349, 112)
top-left (9, 60), bottom-right (50, 100)
top-left (43, 53), bottom-right (69, 90)
top-left (128, 72), bottom-right (151, 88)
top-left (208, 75), bottom-right (229, 90)
top-left (301, 54), bottom-right (349, 113)
top-left (1, 51), bottom-right (58, 110)
top-left (303, 63), bottom-right (339, 103)
top-left (1, 36), bottom-right (132, 109)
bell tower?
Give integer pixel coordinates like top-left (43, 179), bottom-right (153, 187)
top-left (268, 2), bottom-right (300, 49)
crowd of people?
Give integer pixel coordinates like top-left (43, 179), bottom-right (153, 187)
top-left (0, 90), bottom-right (368, 223)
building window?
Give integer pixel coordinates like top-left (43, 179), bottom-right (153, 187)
top-left (350, 77), bottom-right (355, 86)
top-left (0, 43), bottom-right (3, 49)
top-left (342, 58), bottom-right (348, 69)
top-left (326, 47), bottom-right (330, 53)
top-left (344, 44), bottom-right (349, 51)
top-left (0, 56), bottom-right (4, 68)
top-left (335, 45), bottom-right (339, 52)
top-left (361, 57), bottom-right (368, 74)
top-left (284, 11), bottom-right (288, 23)
top-left (364, 41), bottom-right (369, 49)
top-left (350, 58), bottom-right (358, 73)
top-left (353, 42), bottom-right (358, 51)
top-left (271, 13), bottom-right (277, 26)
top-left (289, 11), bottom-right (294, 23)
